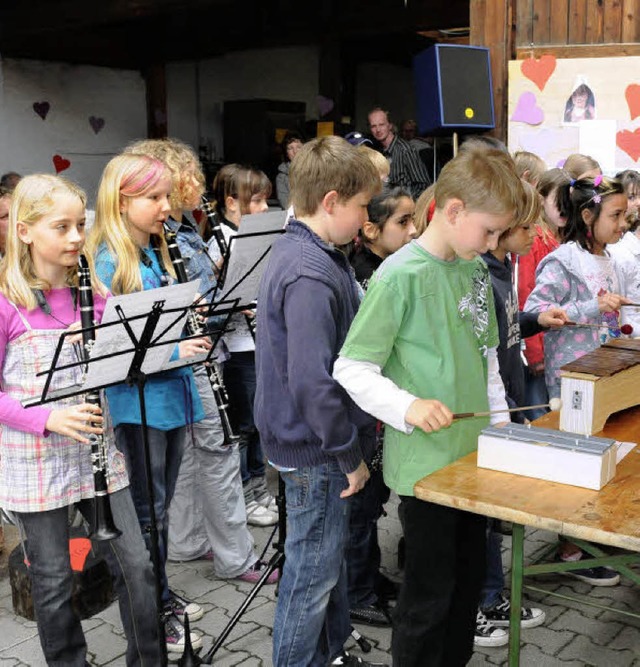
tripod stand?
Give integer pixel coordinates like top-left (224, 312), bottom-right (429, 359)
top-left (178, 473), bottom-right (286, 666)
top-left (178, 471), bottom-right (374, 665)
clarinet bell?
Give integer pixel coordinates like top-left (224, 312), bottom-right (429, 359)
top-left (178, 612), bottom-right (204, 666)
top-left (90, 495), bottom-right (123, 542)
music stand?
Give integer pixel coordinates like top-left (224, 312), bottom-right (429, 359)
top-left (24, 282), bottom-right (238, 666)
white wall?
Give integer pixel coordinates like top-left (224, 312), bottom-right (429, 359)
top-left (0, 50), bottom-right (417, 204)
top-left (0, 57), bottom-right (147, 205)
top-left (166, 47), bottom-right (417, 155)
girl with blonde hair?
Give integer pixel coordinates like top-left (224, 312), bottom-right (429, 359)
top-left (0, 173), bottom-right (160, 665)
top-left (86, 152), bottom-right (210, 653)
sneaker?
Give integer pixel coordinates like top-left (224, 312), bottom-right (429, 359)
top-left (255, 491), bottom-right (278, 514)
top-left (164, 611), bottom-right (203, 653)
top-left (252, 477), bottom-right (279, 514)
top-left (166, 590), bottom-right (204, 622)
top-left (474, 610), bottom-right (509, 647)
top-left (482, 594), bottom-right (545, 628)
top-left (556, 554), bottom-right (621, 586)
top-left (349, 602), bottom-right (392, 627)
top-left (235, 560), bottom-right (280, 584)
top-left (245, 499), bottom-right (278, 526)
top-left (331, 650), bottom-right (389, 666)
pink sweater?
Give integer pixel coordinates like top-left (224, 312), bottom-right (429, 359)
top-left (0, 288), bottom-right (106, 435)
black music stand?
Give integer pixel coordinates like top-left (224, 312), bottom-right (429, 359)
top-left (25, 283), bottom-right (237, 667)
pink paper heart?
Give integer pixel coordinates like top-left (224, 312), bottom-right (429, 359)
top-left (89, 116), bottom-right (105, 134)
top-left (511, 92), bottom-right (544, 125)
top-left (33, 101), bottom-right (50, 120)
top-left (317, 95), bottom-right (334, 118)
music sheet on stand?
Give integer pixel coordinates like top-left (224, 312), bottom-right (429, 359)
top-left (84, 280), bottom-right (202, 390)
top-left (220, 209), bottom-right (286, 308)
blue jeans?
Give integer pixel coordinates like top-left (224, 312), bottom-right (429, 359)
top-left (115, 424), bottom-right (185, 605)
top-left (523, 365), bottom-right (550, 421)
top-left (480, 520), bottom-right (504, 609)
top-left (347, 466), bottom-right (389, 607)
top-left (223, 351), bottom-right (265, 483)
top-left (16, 488), bottom-right (159, 667)
top-left (275, 461), bottom-right (352, 667)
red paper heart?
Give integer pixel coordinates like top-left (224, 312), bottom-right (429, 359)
top-left (89, 116), bottom-right (105, 134)
top-left (53, 154), bottom-right (71, 173)
top-left (521, 55), bottom-right (556, 92)
top-left (33, 101), bottom-right (50, 120)
top-left (625, 84), bottom-right (640, 121)
top-left (617, 129), bottom-right (640, 162)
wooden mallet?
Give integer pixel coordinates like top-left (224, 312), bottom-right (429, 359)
top-left (453, 397), bottom-right (562, 420)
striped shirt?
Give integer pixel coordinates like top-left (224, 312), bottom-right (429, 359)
top-left (383, 136), bottom-right (431, 200)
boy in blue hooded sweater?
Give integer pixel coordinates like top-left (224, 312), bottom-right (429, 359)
top-left (477, 180), bottom-right (566, 645)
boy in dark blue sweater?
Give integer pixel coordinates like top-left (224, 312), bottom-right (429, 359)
top-left (477, 180), bottom-right (566, 646)
top-left (254, 135), bottom-right (383, 667)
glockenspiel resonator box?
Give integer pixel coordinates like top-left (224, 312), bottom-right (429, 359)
top-left (477, 424), bottom-right (617, 490)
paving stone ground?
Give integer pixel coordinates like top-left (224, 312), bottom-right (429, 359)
top-left (0, 491), bottom-right (638, 666)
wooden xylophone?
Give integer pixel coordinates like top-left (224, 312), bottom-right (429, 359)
top-left (559, 338), bottom-right (640, 435)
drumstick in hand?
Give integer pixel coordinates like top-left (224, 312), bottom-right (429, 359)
top-left (453, 398), bottom-right (562, 420)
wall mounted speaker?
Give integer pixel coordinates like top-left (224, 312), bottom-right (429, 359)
top-left (413, 44), bottom-right (495, 135)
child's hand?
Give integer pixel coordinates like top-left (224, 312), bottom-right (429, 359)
top-left (45, 403), bottom-right (104, 444)
top-left (598, 291), bottom-right (632, 312)
top-left (538, 307), bottom-right (568, 329)
top-left (65, 321), bottom-right (83, 345)
top-left (341, 460), bottom-right (370, 498)
top-left (178, 336), bottom-right (212, 358)
top-left (405, 398), bottom-right (453, 433)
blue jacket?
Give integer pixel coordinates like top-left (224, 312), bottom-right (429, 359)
top-left (95, 242), bottom-right (204, 431)
top-left (254, 220), bottom-right (375, 474)
top-left (482, 251), bottom-right (543, 423)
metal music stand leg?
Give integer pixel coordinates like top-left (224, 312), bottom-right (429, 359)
top-left (135, 373), bottom-right (169, 667)
top-left (196, 473), bottom-right (287, 664)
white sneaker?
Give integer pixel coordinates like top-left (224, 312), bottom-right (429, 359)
top-left (164, 611), bottom-right (203, 653)
top-left (255, 491), bottom-right (278, 514)
top-left (245, 499), bottom-right (278, 526)
top-left (474, 609), bottom-right (508, 647)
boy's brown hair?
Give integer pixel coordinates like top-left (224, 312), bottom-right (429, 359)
top-left (434, 146), bottom-right (524, 228)
top-left (499, 180), bottom-right (541, 241)
top-left (289, 136), bottom-right (381, 217)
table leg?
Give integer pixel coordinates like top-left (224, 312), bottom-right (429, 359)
top-left (509, 523), bottom-right (524, 667)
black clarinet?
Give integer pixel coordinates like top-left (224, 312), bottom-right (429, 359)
top-left (78, 255), bottom-right (122, 541)
top-left (200, 194), bottom-right (256, 339)
top-left (163, 222), bottom-right (239, 444)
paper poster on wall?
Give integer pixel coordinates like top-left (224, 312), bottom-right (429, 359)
top-left (508, 56), bottom-right (640, 174)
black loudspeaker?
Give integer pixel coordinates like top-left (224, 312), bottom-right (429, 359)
top-left (413, 44), bottom-right (495, 135)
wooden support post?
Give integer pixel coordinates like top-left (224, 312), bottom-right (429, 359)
top-left (470, 0), bottom-right (514, 142)
top-left (143, 63), bottom-right (168, 139)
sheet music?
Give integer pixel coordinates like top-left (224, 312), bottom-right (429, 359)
top-left (84, 280), bottom-right (201, 389)
top-left (220, 220), bottom-right (284, 307)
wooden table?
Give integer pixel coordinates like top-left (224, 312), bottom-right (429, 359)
top-left (413, 405), bottom-right (640, 666)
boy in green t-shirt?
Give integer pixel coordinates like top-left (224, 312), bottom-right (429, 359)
top-left (334, 146), bottom-right (525, 667)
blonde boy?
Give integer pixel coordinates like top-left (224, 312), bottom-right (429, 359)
top-left (334, 146), bottom-right (524, 666)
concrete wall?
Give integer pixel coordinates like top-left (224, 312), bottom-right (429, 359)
top-left (0, 57), bottom-right (146, 204)
top-left (0, 48), bottom-right (417, 203)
